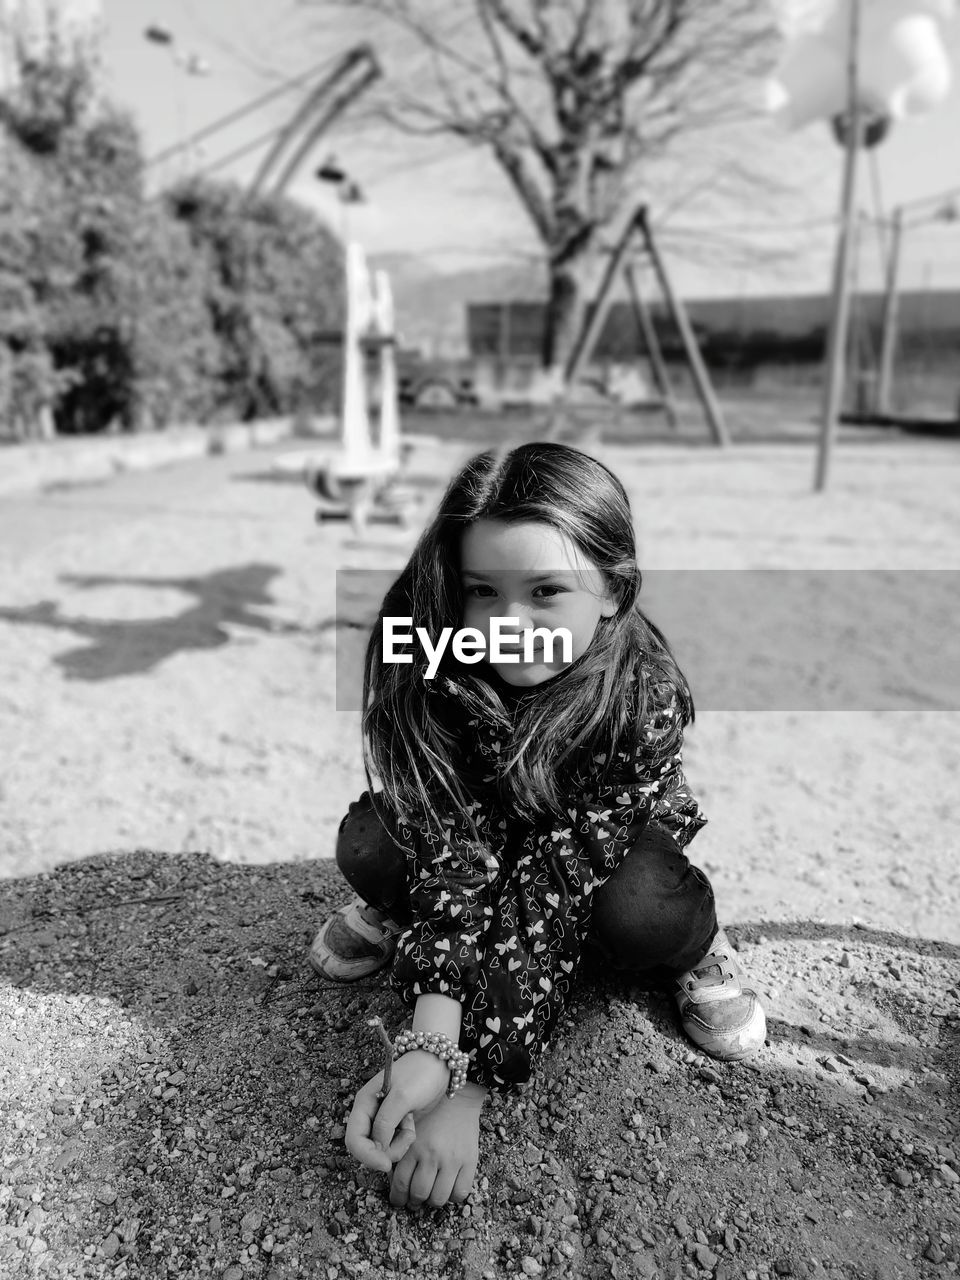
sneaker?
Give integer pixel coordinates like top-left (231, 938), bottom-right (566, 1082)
top-left (307, 897), bottom-right (402, 981)
top-left (673, 927), bottom-right (767, 1061)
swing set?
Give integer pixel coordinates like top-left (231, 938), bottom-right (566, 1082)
top-left (841, 187), bottom-right (960, 435)
top-left (556, 203), bottom-right (729, 447)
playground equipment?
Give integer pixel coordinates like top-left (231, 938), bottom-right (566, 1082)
top-left (146, 45), bottom-right (381, 195)
top-left (247, 47), bottom-right (380, 200)
top-left (557, 203), bottom-right (729, 445)
top-left (767, 0), bottom-right (954, 488)
top-left (304, 242), bottom-right (422, 534)
top-left (831, 197), bottom-right (960, 434)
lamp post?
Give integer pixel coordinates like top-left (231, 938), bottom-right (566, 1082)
top-left (144, 25), bottom-right (212, 178)
top-left (316, 155), bottom-right (366, 243)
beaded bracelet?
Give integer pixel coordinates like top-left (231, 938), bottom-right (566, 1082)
top-left (392, 1028), bottom-right (470, 1099)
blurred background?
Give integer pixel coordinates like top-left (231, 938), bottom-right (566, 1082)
top-left (0, 1), bottom-right (957, 948)
top-left (1, 0), bottom-right (960, 441)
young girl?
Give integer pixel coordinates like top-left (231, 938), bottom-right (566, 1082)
top-left (310, 442), bottom-right (766, 1211)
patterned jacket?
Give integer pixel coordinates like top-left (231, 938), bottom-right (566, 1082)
top-left (389, 662), bottom-right (706, 1091)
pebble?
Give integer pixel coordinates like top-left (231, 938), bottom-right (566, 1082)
top-left (694, 1244), bottom-right (719, 1269)
top-left (241, 1210), bottom-right (263, 1234)
top-left (940, 1164), bottom-right (959, 1184)
top-left (520, 1256), bottom-right (543, 1276)
top-left (891, 1169), bottom-right (913, 1188)
top-left (95, 1185), bottom-right (117, 1206)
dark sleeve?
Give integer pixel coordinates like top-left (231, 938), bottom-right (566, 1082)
top-left (389, 808), bottom-right (502, 1006)
top-left (389, 805), bottom-right (593, 1094)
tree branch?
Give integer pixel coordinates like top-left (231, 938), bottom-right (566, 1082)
top-left (483, 0), bottom-right (550, 64)
top-left (489, 135), bottom-right (553, 242)
top-left (285, 0), bottom-right (799, 365)
top-left (473, 0), bottom-right (559, 177)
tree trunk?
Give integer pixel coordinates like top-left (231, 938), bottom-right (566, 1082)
top-left (542, 261), bottom-right (588, 374)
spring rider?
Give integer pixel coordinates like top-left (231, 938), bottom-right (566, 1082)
top-left (305, 241), bottom-right (420, 533)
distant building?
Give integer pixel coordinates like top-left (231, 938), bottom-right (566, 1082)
top-left (467, 290), bottom-right (960, 413)
top-left (468, 291), bottom-right (960, 365)
top-left (0, 0), bottom-right (104, 91)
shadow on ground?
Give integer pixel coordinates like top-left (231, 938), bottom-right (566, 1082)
top-left (0, 565), bottom-right (304, 680)
top-left (0, 851), bottom-right (957, 1280)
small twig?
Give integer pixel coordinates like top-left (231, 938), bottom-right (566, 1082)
top-left (109, 893), bottom-right (186, 912)
top-left (369, 1016), bottom-right (395, 1099)
top-left (0, 893), bottom-right (187, 938)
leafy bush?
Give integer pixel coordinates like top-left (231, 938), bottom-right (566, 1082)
top-left (164, 176), bottom-right (344, 422)
top-left (0, 42), bottom-right (344, 436)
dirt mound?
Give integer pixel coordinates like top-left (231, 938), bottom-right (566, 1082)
top-left (2, 851), bottom-right (957, 1280)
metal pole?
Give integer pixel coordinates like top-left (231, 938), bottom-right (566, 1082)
top-left (625, 261), bottom-right (679, 430)
top-left (641, 209), bottom-right (729, 446)
top-left (814, 0), bottom-right (862, 492)
top-left (147, 53), bottom-right (363, 170)
top-left (247, 47), bottom-right (376, 199)
top-left (564, 206), bottom-right (645, 386)
top-left (849, 211), bottom-right (869, 415)
top-left (269, 64), bottom-right (381, 197)
top-left (876, 205), bottom-right (904, 416)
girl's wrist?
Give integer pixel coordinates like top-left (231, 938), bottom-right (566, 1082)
top-left (393, 1029), bottom-right (469, 1097)
top-left (404, 1048), bottom-right (452, 1084)
top-left (412, 993), bottom-right (462, 1041)
top-left (456, 1081), bottom-right (488, 1107)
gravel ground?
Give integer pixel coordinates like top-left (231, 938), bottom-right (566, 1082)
top-left (1, 853), bottom-right (958, 1280)
top-left (1, 424), bottom-right (959, 1278)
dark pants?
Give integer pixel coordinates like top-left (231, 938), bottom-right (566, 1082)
top-left (335, 792), bottom-right (718, 975)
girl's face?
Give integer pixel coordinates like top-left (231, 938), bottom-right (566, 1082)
top-left (460, 519), bottom-right (618, 687)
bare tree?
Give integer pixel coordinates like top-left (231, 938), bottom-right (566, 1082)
top-left (296, 0), bottom-right (782, 370)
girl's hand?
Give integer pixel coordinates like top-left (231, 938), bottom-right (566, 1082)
top-left (345, 1051), bottom-right (450, 1173)
top-left (389, 1082), bottom-right (487, 1209)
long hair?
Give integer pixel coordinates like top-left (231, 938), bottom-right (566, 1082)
top-left (361, 442), bottom-right (694, 843)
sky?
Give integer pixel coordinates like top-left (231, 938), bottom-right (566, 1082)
top-left (90, 0), bottom-right (960, 298)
